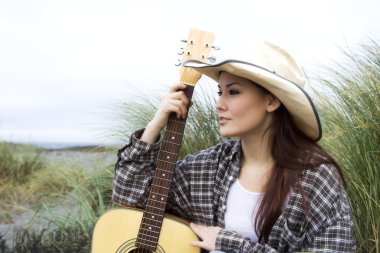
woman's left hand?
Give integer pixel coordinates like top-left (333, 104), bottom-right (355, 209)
top-left (189, 223), bottom-right (222, 251)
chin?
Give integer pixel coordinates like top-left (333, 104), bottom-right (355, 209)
top-left (219, 128), bottom-right (239, 138)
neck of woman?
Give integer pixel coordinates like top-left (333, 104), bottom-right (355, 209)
top-left (240, 130), bottom-right (274, 171)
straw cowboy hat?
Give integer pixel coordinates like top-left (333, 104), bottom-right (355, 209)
top-left (183, 41), bottom-right (322, 141)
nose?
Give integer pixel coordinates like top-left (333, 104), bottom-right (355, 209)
top-left (216, 94), bottom-right (227, 113)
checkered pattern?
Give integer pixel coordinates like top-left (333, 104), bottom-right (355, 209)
top-left (112, 129), bottom-right (356, 252)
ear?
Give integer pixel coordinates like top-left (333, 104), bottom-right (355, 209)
top-left (266, 96), bottom-right (281, 112)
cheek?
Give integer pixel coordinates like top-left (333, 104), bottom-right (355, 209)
top-left (233, 96), bottom-right (267, 120)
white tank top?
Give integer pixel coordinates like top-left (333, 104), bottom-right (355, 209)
top-left (224, 179), bottom-right (264, 242)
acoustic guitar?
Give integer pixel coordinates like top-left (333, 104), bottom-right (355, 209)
top-left (92, 28), bottom-right (215, 253)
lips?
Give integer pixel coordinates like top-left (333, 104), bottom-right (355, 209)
top-left (218, 116), bottom-right (230, 124)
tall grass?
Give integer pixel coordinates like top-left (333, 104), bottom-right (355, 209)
top-left (0, 142), bottom-right (45, 223)
top-left (0, 145), bottom-right (115, 252)
top-left (108, 81), bottom-right (222, 159)
top-left (0, 142), bottom-right (44, 184)
top-left (316, 41), bottom-right (380, 252)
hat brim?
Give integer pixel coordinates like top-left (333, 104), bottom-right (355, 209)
top-left (183, 59), bottom-right (322, 141)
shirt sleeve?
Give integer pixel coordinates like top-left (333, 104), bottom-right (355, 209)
top-left (112, 128), bottom-right (195, 220)
top-left (112, 128), bottom-right (161, 208)
top-left (215, 229), bottom-right (278, 253)
top-left (303, 164), bottom-right (356, 252)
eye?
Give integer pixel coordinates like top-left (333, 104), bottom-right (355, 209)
top-left (217, 91), bottom-right (222, 96)
top-left (229, 90), bottom-right (240, 95)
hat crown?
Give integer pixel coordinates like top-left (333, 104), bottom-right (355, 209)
top-left (231, 41), bottom-right (305, 87)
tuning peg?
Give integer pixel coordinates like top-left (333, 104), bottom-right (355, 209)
top-left (212, 45), bottom-right (220, 50)
top-left (181, 39), bottom-right (194, 45)
top-left (208, 56), bottom-right (216, 63)
top-left (175, 59), bottom-right (182, 66)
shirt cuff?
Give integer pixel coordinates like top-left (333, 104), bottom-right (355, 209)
top-left (117, 128), bottom-right (161, 162)
top-left (215, 228), bottom-right (246, 252)
top-left (132, 128), bottom-right (161, 146)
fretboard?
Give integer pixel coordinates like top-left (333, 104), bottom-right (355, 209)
top-left (135, 84), bottom-right (194, 251)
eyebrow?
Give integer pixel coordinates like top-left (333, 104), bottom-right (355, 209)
top-left (218, 82), bottom-right (239, 88)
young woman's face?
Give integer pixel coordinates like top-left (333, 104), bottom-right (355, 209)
top-left (216, 72), bottom-right (279, 138)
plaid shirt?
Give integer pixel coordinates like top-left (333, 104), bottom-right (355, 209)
top-left (112, 129), bottom-right (356, 252)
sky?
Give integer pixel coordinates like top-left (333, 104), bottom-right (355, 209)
top-left (0, 0), bottom-right (379, 146)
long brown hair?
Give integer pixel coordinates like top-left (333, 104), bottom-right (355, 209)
top-left (253, 96), bottom-right (344, 242)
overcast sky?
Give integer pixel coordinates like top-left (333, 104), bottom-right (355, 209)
top-left (0, 0), bottom-right (379, 146)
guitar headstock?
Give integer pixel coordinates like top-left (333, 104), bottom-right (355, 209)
top-left (178, 28), bottom-right (215, 86)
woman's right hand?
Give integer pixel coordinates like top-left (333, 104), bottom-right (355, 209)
top-left (149, 83), bottom-right (190, 130)
top-left (141, 83), bottom-right (190, 144)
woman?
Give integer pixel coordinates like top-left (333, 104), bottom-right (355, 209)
top-left (112, 41), bottom-right (356, 252)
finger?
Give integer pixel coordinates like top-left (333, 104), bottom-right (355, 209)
top-left (190, 240), bottom-right (205, 248)
top-left (190, 223), bottom-right (206, 239)
top-left (169, 83), bottom-right (187, 93)
top-left (166, 102), bottom-right (185, 119)
top-left (168, 91), bottom-right (190, 106)
top-left (169, 100), bottom-right (188, 118)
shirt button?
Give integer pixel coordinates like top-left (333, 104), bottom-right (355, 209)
top-left (228, 176), bottom-right (233, 180)
top-left (222, 205), bottom-right (226, 210)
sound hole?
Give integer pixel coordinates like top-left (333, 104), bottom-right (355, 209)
top-left (129, 249), bottom-right (152, 253)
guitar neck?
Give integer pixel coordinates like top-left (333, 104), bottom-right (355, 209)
top-left (136, 84), bottom-right (194, 251)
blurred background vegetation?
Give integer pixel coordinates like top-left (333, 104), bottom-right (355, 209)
top-left (0, 41), bottom-right (378, 252)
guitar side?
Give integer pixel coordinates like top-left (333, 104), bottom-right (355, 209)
top-left (92, 207), bottom-right (201, 253)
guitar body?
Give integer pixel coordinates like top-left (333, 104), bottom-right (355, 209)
top-left (92, 207), bottom-right (201, 253)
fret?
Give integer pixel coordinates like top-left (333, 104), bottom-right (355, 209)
top-left (157, 159), bottom-right (176, 165)
top-left (162, 136), bottom-right (182, 146)
top-left (160, 141), bottom-right (181, 150)
top-left (164, 129), bottom-right (184, 138)
top-left (158, 150), bottom-right (179, 161)
top-left (154, 176), bottom-right (172, 184)
top-left (146, 200), bottom-right (165, 211)
top-left (151, 182), bottom-right (170, 190)
top-left (169, 118), bottom-right (186, 126)
top-left (151, 176), bottom-right (171, 184)
top-left (145, 203), bottom-right (165, 212)
top-left (140, 218), bottom-right (161, 229)
top-left (152, 178), bottom-right (171, 186)
top-left (161, 143), bottom-right (181, 151)
top-left (157, 154), bottom-right (179, 165)
top-left (143, 216), bottom-right (163, 224)
top-left (136, 235), bottom-right (157, 243)
top-left (165, 129), bottom-right (183, 136)
top-left (146, 193), bottom-right (168, 205)
top-left (143, 209), bottom-right (164, 218)
top-left (167, 123), bottom-right (186, 133)
top-left (155, 167), bottom-right (174, 177)
top-left (138, 229), bottom-right (159, 239)
top-left (135, 237), bottom-right (158, 250)
top-left (159, 149), bottom-right (179, 156)
top-left (140, 221), bottom-right (162, 230)
top-left (146, 197), bottom-right (167, 206)
top-left (140, 227), bottom-right (160, 234)
top-left (146, 198), bottom-right (167, 206)
top-left (147, 190), bottom-right (170, 198)
top-left (151, 176), bottom-right (172, 183)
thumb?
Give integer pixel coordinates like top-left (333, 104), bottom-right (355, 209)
top-left (190, 240), bottom-right (204, 248)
